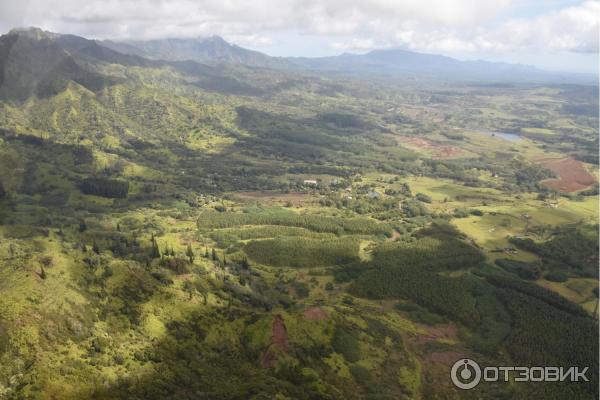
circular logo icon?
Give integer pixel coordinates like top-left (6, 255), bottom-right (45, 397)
top-left (451, 358), bottom-right (482, 390)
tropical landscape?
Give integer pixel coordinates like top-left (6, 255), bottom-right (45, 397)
top-left (0, 5), bottom-right (598, 399)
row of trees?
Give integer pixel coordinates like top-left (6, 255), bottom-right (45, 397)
top-left (80, 177), bottom-right (129, 198)
top-left (244, 236), bottom-right (360, 268)
top-left (349, 227), bottom-right (486, 327)
top-left (198, 208), bottom-right (392, 235)
top-left (497, 288), bottom-right (598, 399)
top-left (510, 226), bottom-right (598, 277)
top-left (485, 274), bottom-right (588, 317)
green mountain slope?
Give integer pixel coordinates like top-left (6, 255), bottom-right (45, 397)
top-left (0, 28), bottom-right (597, 400)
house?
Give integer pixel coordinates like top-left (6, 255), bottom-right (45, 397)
top-left (303, 180), bottom-right (318, 186)
top-left (503, 247), bottom-right (518, 254)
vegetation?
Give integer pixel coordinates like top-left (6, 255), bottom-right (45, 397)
top-left (80, 177), bottom-right (130, 199)
top-left (198, 208), bottom-right (392, 235)
top-left (510, 226), bottom-right (599, 277)
top-left (350, 227), bottom-right (486, 326)
top-left (0, 27), bottom-right (597, 400)
top-left (245, 236), bottom-right (360, 267)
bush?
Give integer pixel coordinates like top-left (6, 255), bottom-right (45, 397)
top-left (415, 193), bottom-right (432, 203)
top-left (544, 271), bottom-right (568, 282)
top-left (80, 177), bottom-right (129, 198)
top-left (395, 302), bottom-right (445, 325)
top-left (349, 365), bottom-right (371, 384)
top-left (494, 258), bottom-right (541, 280)
top-left (331, 326), bottom-right (361, 362)
top-left (453, 208), bottom-right (470, 218)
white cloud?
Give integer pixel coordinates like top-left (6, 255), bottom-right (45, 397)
top-left (495, 0), bottom-right (600, 53)
top-left (0, 0), bottom-right (512, 37)
top-left (0, 0), bottom-right (597, 57)
top-left (226, 34), bottom-right (274, 47)
top-left (329, 1), bottom-right (600, 54)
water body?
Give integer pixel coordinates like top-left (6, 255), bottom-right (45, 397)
top-left (473, 130), bottom-right (522, 142)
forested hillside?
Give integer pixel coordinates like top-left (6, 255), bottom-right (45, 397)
top-left (0, 28), bottom-right (597, 400)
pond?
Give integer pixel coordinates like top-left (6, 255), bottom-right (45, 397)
top-left (473, 130), bottom-right (522, 142)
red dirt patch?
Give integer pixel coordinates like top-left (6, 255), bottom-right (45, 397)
top-left (303, 306), bottom-right (328, 320)
top-left (261, 314), bottom-right (289, 368)
top-left (535, 157), bottom-right (596, 192)
top-left (395, 135), bottom-right (463, 159)
top-left (175, 273), bottom-right (194, 282)
top-left (425, 351), bottom-right (464, 365)
top-left (419, 350), bottom-right (469, 396)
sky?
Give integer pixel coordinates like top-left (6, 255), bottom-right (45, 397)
top-left (0, 0), bottom-right (598, 73)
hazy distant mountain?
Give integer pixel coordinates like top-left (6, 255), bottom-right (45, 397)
top-left (289, 48), bottom-right (597, 84)
top-left (106, 35), bottom-right (596, 84)
top-left (101, 36), bottom-right (293, 69)
top-left (0, 27), bottom-right (595, 102)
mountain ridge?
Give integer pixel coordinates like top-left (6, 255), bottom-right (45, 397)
top-left (1, 27), bottom-right (597, 93)
top-left (101, 35), bottom-right (294, 69)
top-left (99, 30), bottom-right (596, 84)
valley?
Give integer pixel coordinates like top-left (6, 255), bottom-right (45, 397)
top-left (0, 27), bottom-right (597, 400)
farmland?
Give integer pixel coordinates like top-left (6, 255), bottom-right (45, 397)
top-left (0, 28), bottom-right (597, 400)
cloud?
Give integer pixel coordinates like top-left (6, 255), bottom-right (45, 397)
top-left (495, 0), bottom-right (600, 53)
top-left (226, 34), bottom-right (274, 47)
top-left (328, 1), bottom-right (600, 54)
top-left (0, 0), bottom-right (512, 37)
top-left (0, 0), bottom-right (597, 56)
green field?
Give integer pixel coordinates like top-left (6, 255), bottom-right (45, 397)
top-left (0, 27), bottom-right (597, 400)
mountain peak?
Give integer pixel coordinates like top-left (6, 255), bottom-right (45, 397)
top-left (8, 27), bottom-right (59, 41)
top-left (202, 35), bottom-right (230, 45)
top-left (101, 35), bottom-right (292, 69)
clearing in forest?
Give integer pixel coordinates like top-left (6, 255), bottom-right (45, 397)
top-left (535, 157), bottom-right (596, 192)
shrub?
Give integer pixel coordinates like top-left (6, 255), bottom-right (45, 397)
top-left (331, 326), bottom-right (360, 362)
top-left (415, 193), bottom-right (432, 203)
top-left (544, 271), bottom-right (568, 282)
top-left (80, 177), bottom-right (129, 198)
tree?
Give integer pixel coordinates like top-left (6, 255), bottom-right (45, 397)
top-left (182, 281), bottom-right (194, 300)
top-left (204, 248), bottom-right (209, 258)
top-left (150, 234), bottom-right (161, 259)
top-left (39, 255), bottom-right (53, 269)
top-left (80, 177), bottom-right (129, 198)
top-left (211, 248), bottom-right (218, 261)
top-left (240, 257), bottom-right (250, 270)
top-left (186, 243), bottom-right (195, 264)
top-left (39, 265), bottom-right (47, 280)
top-left (92, 241), bottom-right (100, 254)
